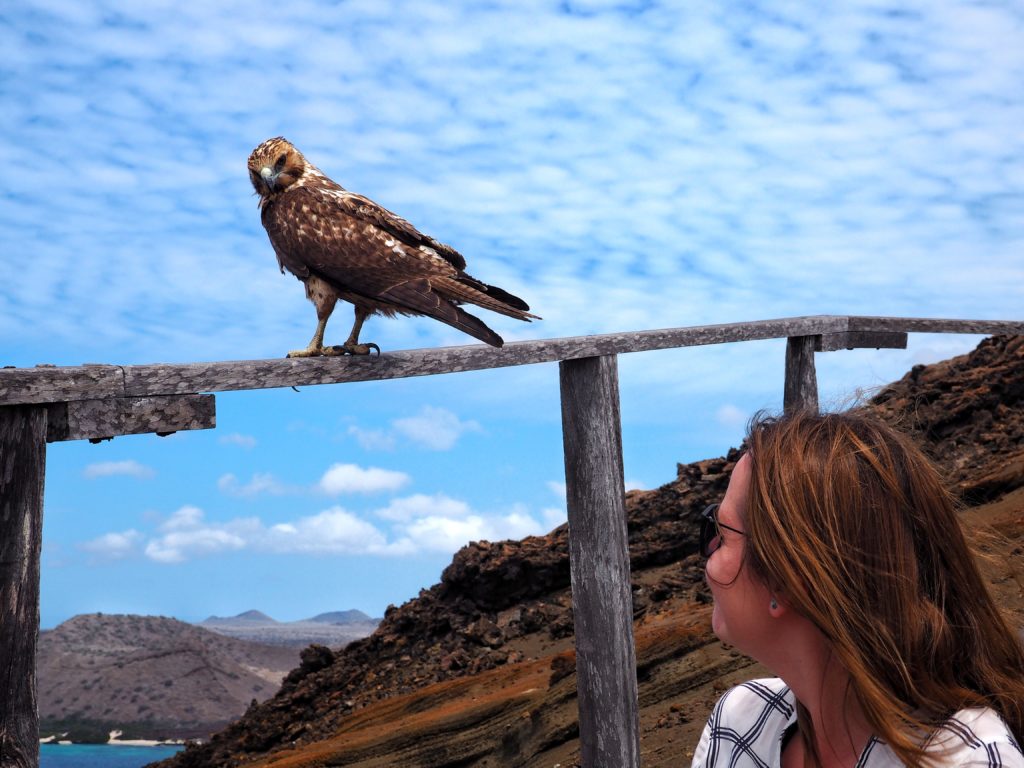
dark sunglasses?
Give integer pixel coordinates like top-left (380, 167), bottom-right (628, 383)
top-left (699, 503), bottom-right (746, 557)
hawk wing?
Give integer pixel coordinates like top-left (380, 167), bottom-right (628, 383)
top-left (318, 191), bottom-right (534, 315)
top-left (335, 190), bottom-right (468, 272)
top-left (262, 185), bottom-right (534, 343)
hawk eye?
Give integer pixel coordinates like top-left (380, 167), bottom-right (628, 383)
top-left (274, 154), bottom-right (288, 171)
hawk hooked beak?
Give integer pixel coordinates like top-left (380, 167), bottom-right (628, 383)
top-left (259, 166), bottom-right (279, 193)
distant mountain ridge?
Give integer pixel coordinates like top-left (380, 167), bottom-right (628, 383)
top-left (308, 610), bottom-right (374, 624)
top-left (198, 609), bottom-right (380, 648)
top-left (201, 610), bottom-right (277, 625)
top-left (200, 609), bottom-right (374, 626)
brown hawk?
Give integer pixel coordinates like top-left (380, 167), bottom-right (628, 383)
top-left (247, 137), bottom-right (539, 356)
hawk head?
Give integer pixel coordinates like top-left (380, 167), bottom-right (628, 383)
top-left (248, 137), bottom-right (307, 199)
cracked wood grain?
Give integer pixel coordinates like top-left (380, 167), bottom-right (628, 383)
top-left (0, 406), bottom-right (46, 768)
top-left (559, 355), bottom-right (640, 768)
top-left (45, 395), bottom-right (215, 443)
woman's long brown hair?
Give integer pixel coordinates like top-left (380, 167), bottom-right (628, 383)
top-left (744, 410), bottom-right (1024, 767)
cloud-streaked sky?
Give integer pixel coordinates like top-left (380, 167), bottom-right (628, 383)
top-left (3, 0), bottom-right (1021, 628)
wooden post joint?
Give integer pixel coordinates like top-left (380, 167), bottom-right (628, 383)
top-left (45, 394), bottom-right (216, 443)
top-left (816, 331), bottom-right (908, 352)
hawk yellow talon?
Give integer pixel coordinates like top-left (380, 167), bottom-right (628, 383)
top-left (344, 343), bottom-right (380, 356)
top-left (283, 343), bottom-right (379, 358)
top-left (285, 347), bottom-right (323, 359)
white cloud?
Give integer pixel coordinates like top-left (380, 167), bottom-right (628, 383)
top-left (160, 505), bottom-right (205, 532)
top-left (347, 425), bottom-right (396, 451)
top-left (219, 432), bottom-right (257, 449)
top-left (547, 480), bottom-right (567, 501)
top-left (542, 507), bottom-right (567, 530)
top-left (140, 505), bottom-right (403, 562)
top-left (146, 528), bottom-right (248, 564)
top-left (145, 506), bottom-right (259, 563)
top-left (265, 507), bottom-right (397, 555)
top-left (90, 495), bottom-right (552, 564)
top-left (391, 406), bottom-right (481, 450)
top-left (396, 504), bottom-right (545, 552)
top-left (82, 460), bottom-right (155, 480)
top-left (402, 515), bottom-right (491, 553)
top-left (318, 463), bottom-right (410, 495)
top-left (347, 406), bottom-right (481, 452)
top-left (80, 530), bottom-right (143, 561)
top-left (496, 507), bottom-right (545, 540)
top-left (716, 404), bottom-right (748, 429)
top-left (624, 478), bottom-right (646, 492)
top-left (374, 493), bottom-right (471, 522)
top-left (218, 472), bottom-right (287, 497)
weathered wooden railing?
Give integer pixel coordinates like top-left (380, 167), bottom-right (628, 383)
top-left (2, 314), bottom-right (1022, 768)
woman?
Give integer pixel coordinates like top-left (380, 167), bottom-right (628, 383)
top-left (691, 410), bottom-right (1024, 767)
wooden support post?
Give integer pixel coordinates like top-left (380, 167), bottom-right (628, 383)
top-left (559, 355), bottom-right (641, 768)
top-left (784, 335), bottom-right (819, 415)
top-left (0, 406), bottom-right (46, 768)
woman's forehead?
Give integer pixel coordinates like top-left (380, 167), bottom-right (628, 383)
top-left (720, 454), bottom-right (751, 524)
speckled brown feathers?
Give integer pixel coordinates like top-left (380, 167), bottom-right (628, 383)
top-left (247, 137), bottom-right (538, 356)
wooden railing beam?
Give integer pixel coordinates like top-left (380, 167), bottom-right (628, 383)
top-left (1, 316), bottom-right (1021, 406)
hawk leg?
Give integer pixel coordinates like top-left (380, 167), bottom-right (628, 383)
top-left (338, 306), bottom-right (380, 356)
top-left (286, 280), bottom-right (379, 357)
top-left (287, 278), bottom-right (342, 358)
top-left (287, 316), bottom-right (337, 358)
top-left (286, 308), bottom-right (379, 357)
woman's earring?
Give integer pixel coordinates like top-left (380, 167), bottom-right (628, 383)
top-left (770, 598), bottom-right (778, 610)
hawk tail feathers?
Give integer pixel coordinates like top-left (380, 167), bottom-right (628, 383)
top-left (437, 277), bottom-right (540, 321)
top-left (455, 275), bottom-right (531, 312)
top-left (375, 279), bottom-right (505, 347)
top-left (445, 306), bottom-right (505, 348)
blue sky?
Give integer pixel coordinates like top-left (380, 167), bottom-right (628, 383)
top-left (2, 1), bottom-right (1022, 629)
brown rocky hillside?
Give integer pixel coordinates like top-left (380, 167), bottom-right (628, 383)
top-left (155, 335), bottom-right (1024, 768)
top-left (39, 614), bottom-right (297, 741)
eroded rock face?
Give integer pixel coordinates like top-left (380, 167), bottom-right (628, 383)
top-left (870, 335), bottom-right (1024, 501)
top-left (439, 536), bottom-right (571, 613)
top-left (158, 335), bottom-right (1024, 768)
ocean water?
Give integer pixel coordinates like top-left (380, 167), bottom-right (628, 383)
top-left (40, 743), bottom-right (185, 768)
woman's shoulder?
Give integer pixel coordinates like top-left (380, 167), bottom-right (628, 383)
top-left (691, 678), bottom-right (797, 767)
top-left (713, 677), bottom-right (796, 720)
top-left (923, 706), bottom-right (1024, 766)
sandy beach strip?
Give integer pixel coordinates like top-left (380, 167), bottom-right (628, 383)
top-left (107, 729), bottom-right (184, 747)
